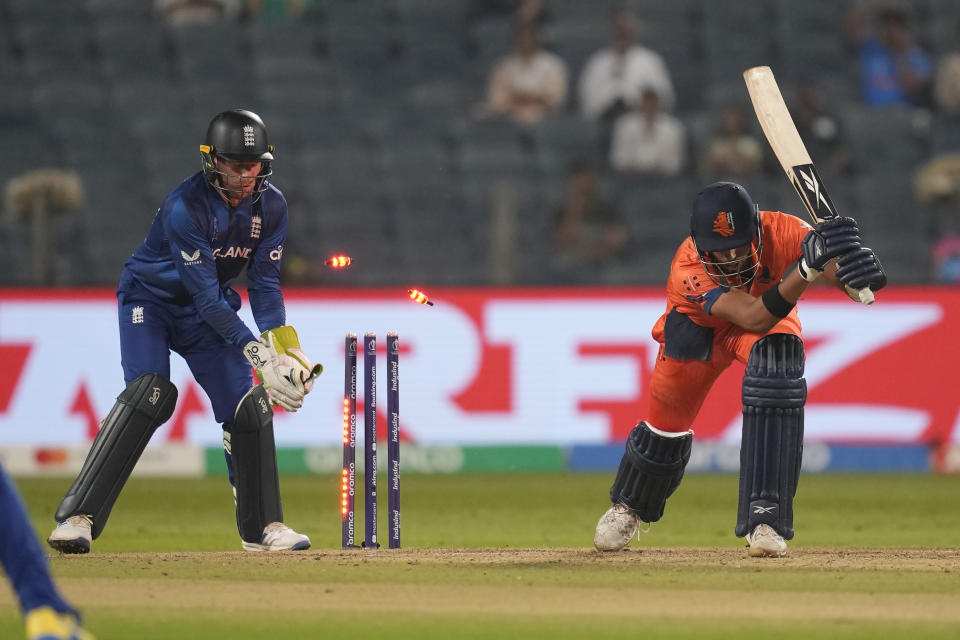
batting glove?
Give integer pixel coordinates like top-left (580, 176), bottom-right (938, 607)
top-left (798, 217), bottom-right (863, 282)
top-left (815, 216), bottom-right (862, 257)
top-left (835, 247), bottom-right (888, 294)
top-left (798, 230), bottom-right (826, 281)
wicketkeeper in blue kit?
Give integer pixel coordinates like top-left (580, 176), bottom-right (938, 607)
top-left (47, 109), bottom-right (321, 554)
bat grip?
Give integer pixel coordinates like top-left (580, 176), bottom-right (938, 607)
top-left (846, 284), bottom-right (875, 306)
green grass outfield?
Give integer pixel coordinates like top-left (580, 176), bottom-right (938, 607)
top-left (2, 473), bottom-right (958, 639)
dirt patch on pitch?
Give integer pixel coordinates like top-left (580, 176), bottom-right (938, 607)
top-left (63, 546), bottom-right (959, 571)
top-left (326, 546), bottom-right (959, 571)
top-left (285, 546), bottom-right (960, 572)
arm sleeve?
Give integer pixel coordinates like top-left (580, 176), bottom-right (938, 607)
top-left (164, 198), bottom-right (258, 347)
top-left (699, 287), bottom-right (725, 315)
top-left (247, 201), bottom-right (288, 334)
top-left (676, 286), bottom-right (726, 316)
top-left (667, 252), bottom-right (726, 319)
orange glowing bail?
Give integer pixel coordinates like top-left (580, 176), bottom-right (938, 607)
top-left (407, 288), bottom-right (434, 306)
top-left (324, 255), bottom-right (352, 268)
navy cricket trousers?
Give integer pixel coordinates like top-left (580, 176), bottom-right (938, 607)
top-left (117, 288), bottom-right (252, 425)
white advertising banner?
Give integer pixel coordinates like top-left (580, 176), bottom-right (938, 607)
top-left (0, 287), bottom-right (956, 447)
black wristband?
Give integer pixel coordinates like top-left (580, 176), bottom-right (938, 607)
top-left (761, 285), bottom-right (796, 319)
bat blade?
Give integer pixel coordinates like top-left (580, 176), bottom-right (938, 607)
top-left (743, 65), bottom-right (873, 304)
top-left (789, 162), bottom-right (839, 222)
top-left (743, 66), bottom-right (838, 222)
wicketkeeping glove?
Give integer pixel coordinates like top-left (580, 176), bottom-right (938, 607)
top-left (243, 332), bottom-right (307, 412)
top-left (260, 325), bottom-right (323, 394)
top-left (835, 247), bottom-right (887, 296)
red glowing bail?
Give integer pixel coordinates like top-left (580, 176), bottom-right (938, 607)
top-left (324, 255), bottom-right (352, 268)
top-left (407, 288), bottom-right (434, 306)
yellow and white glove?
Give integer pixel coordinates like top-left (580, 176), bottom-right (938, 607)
top-left (243, 333), bottom-right (306, 412)
top-left (259, 325), bottom-right (323, 394)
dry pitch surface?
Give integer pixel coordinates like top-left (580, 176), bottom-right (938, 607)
top-left (15, 547), bottom-right (957, 625)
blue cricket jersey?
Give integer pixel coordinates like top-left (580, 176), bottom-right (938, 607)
top-left (119, 172), bottom-right (287, 348)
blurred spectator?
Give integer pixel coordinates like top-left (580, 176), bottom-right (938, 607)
top-left (699, 103), bottom-right (764, 180)
top-left (609, 88), bottom-right (685, 177)
top-left (932, 232), bottom-right (960, 282)
top-left (915, 152), bottom-right (960, 205)
top-left (154, 0), bottom-right (241, 26)
top-left (552, 162), bottom-right (628, 270)
top-left (790, 75), bottom-right (854, 176)
top-left (844, 5), bottom-right (932, 107)
top-left (578, 9), bottom-right (675, 151)
top-left (934, 20), bottom-right (960, 115)
top-left (485, 23), bottom-right (568, 125)
top-left (914, 152), bottom-right (960, 281)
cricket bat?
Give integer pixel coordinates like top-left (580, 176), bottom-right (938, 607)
top-left (743, 65), bottom-right (874, 305)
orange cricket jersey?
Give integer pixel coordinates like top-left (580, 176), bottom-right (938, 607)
top-left (653, 210), bottom-right (812, 338)
top-left (645, 210), bottom-right (812, 430)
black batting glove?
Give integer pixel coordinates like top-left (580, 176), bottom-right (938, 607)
top-left (835, 247), bottom-right (887, 292)
top-left (815, 216), bottom-right (862, 259)
top-left (798, 230), bottom-right (827, 281)
top-left (798, 217), bottom-right (862, 282)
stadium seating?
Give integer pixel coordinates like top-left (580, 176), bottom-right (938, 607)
top-left (0, 0), bottom-right (950, 285)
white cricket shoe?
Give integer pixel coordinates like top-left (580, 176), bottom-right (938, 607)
top-left (745, 523), bottom-right (788, 557)
top-left (241, 522), bottom-right (311, 551)
top-left (47, 515), bottom-right (93, 555)
top-left (594, 503), bottom-right (645, 551)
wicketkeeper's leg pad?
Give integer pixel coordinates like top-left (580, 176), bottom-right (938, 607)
top-left (609, 422), bottom-right (693, 523)
top-left (736, 333), bottom-right (806, 540)
top-left (227, 385), bottom-right (283, 543)
top-left (55, 373), bottom-right (177, 538)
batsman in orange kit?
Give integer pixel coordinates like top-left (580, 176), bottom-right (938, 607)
top-left (594, 182), bottom-right (887, 557)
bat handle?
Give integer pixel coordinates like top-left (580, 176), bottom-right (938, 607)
top-left (846, 284), bottom-right (875, 306)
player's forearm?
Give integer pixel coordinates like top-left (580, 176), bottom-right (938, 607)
top-left (716, 269), bottom-right (808, 334)
top-left (249, 286), bottom-right (286, 334)
top-left (749, 272), bottom-right (808, 333)
top-left (778, 266), bottom-right (809, 302)
top-left (193, 286), bottom-right (258, 347)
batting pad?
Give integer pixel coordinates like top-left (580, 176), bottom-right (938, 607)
top-left (736, 334), bottom-right (806, 540)
top-left (55, 373), bottom-right (177, 538)
top-left (229, 385), bottom-right (283, 543)
top-left (609, 422), bottom-right (692, 523)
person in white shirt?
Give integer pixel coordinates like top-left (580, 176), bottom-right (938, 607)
top-left (610, 88), bottom-right (686, 176)
top-left (486, 23), bottom-right (569, 125)
top-left (578, 10), bottom-right (675, 123)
